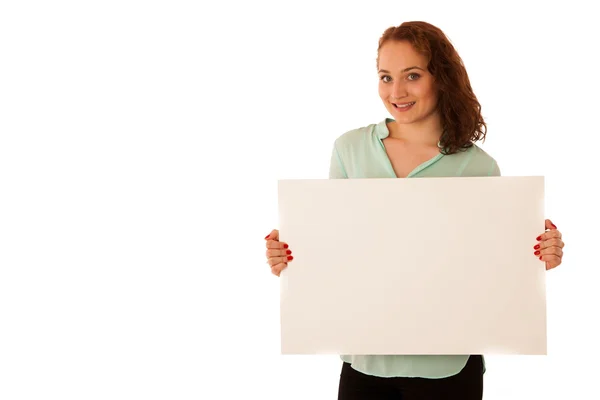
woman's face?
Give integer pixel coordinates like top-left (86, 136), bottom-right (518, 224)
top-left (377, 40), bottom-right (439, 126)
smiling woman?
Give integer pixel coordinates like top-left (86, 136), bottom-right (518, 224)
top-left (376, 24), bottom-right (487, 157)
top-left (263, 20), bottom-right (565, 400)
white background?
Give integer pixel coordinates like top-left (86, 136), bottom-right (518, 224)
top-left (0, 1), bottom-right (598, 399)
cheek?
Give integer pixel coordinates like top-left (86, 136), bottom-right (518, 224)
top-left (410, 78), bottom-right (432, 94)
top-left (424, 83), bottom-right (438, 102)
top-left (412, 84), bottom-right (436, 105)
top-left (378, 84), bottom-right (387, 100)
top-left (428, 90), bottom-right (440, 108)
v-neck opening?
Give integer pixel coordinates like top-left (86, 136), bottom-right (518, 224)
top-left (376, 119), bottom-right (443, 178)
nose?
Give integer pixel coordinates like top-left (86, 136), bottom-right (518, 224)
top-left (391, 80), bottom-right (408, 99)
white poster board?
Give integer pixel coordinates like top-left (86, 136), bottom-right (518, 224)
top-left (278, 177), bottom-right (546, 355)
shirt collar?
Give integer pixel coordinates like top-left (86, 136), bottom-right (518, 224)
top-left (375, 118), bottom-right (443, 150)
top-left (375, 118), bottom-right (394, 139)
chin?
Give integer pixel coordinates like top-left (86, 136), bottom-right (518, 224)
top-left (390, 112), bottom-right (416, 123)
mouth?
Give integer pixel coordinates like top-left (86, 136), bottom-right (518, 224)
top-left (392, 101), bottom-right (416, 110)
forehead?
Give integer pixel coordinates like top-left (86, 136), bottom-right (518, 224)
top-left (378, 40), bottom-right (428, 70)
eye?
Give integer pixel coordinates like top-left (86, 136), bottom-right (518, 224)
top-left (407, 73), bottom-right (421, 81)
top-left (380, 75), bottom-right (392, 83)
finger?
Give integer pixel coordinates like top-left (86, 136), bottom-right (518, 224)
top-left (547, 260), bottom-right (561, 270)
top-left (266, 248), bottom-right (293, 258)
top-left (266, 240), bottom-right (290, 250)
top-left (536, 238), bottom-right (564, 250)
top-left (539, 253), bottom-right (561, 264)
top-left (267, 256), bottom-right (283, 267)
top-left (268, 255), bottom-right (293, 267)
top-left (271, 261), bottom-right (287, 275)
top-left (541, 254), bottom-right (562, 270)
top-left (545, 219), bottom-right (558, 230)
top-left (536, 229), bottom-right (562, 242)
top-left (537, 246), bottom-right (563, 258)
top-left (265, 229), bottom-right (279, 241)
top-left (271, 262), bottom-right (288, 276)
top-left (271, 266), bottom-right (282, 277)
top-left (271, 263), bottom-right (288, 277)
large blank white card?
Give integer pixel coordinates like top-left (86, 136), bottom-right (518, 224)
top-left (278, 176), bottom-right (546, 355)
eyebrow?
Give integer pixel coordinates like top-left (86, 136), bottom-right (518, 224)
top-left (378, 66), bottom-right (425, 74)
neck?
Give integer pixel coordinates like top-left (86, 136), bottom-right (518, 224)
top-left (387, 114), bottom-right (443, 147)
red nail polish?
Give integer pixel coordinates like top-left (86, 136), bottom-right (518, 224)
top-left (551, 223), bottom-right (557, 229)
top-left (536, 236), bottom-right (542, 241)
top-left (539, 256), bottom-right (543, 260)
top-left (534, 251), bottom-right (540, 255)
top-left (534, 244), bottom-right (540, 249)
top-left (265, 235), bottom-right (270, 240)
top-left (287, 256), bottom-right (293, 261)
top-left (286, 250), bottom-right (292, 255)
top-left (283, 244), bottom-right (289, 249)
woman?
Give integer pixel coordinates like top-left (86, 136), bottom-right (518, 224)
top-left (264, 21), bottom-right (565, 400)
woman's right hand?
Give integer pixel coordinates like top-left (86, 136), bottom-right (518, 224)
top-left (264, 229), bottom-right (293, 277)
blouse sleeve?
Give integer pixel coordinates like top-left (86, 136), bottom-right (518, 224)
top-left (488, 159), bottom-right (501, 176)
top-left (329, 142), bottom-right (348, 179)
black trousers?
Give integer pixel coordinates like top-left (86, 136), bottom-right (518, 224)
top-left (337, 355), bottom-right (483, 400)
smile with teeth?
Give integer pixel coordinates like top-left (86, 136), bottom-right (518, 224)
top-left (393, 101), bottom-right (415, 108)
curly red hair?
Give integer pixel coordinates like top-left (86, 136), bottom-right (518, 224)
top-left (377, 21), bottom-right (486, 155)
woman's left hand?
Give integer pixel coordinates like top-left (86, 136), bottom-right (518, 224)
top-left (534, 219), bottom-right (564, 270)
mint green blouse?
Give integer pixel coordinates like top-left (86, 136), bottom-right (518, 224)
top-left (329, 118), bottom-right (500, 379)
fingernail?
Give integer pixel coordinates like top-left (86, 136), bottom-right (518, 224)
top-left (536, 236), bottom-right (542, 241)
top-left (286, 250), bottom-right (292, 255)
top-left (551, 223), bottom-right (557, 229)
top-left (534, 244), bottom-right (540, 249)
top-left (283, 244), bottom-right (289, 249)
top-left (287, 256), bottom-right (293, 261)
top-left (265, 235), bottom-right (270, 240)
top-left (539, 256), bottom-right (543, 260)
top-left (534, 251), bottom-right (540, 255)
